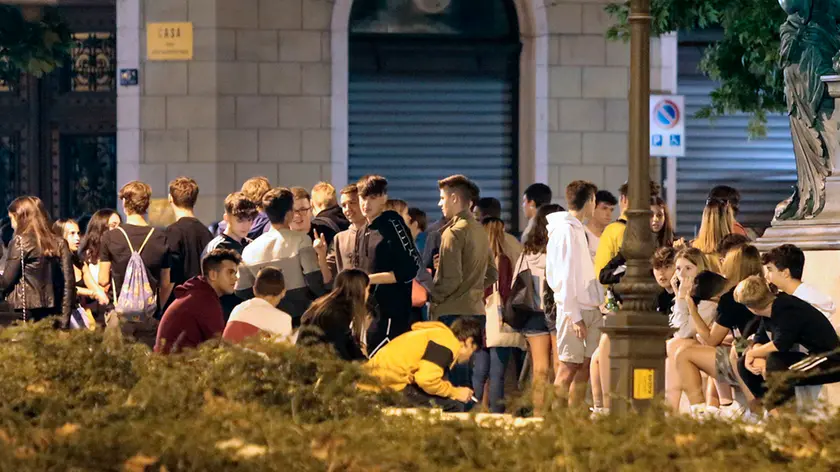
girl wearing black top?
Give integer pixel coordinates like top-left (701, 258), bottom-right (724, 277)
top-left (54, 218), bottom-right (108, 306)
top-left (675, 245), bottom-right (763, 417)
top-left (0, 197), bottom-right (75, 325)
top-left (297, 269), bottom-right (369, 361)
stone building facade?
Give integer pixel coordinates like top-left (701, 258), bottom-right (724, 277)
top-left (116, 0), bottom-right (677, 225)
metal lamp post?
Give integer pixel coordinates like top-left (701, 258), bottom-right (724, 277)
top-left (600, 0), bottom-right (672, 413)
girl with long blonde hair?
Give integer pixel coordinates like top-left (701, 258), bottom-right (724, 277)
top-left (693, 197), bottom-right (735, 258)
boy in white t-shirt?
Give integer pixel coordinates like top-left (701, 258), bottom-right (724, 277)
top-left (223, 267), bottom-right (293, 343)
top-left (762, 244), bottom-right (835, 318)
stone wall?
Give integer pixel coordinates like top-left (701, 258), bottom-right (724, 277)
top-left (545, 0), bottom-right (676, 201)
top-left (117, 0), bottom-right (677, 224)
top-left (120, 0), bottom-right (334, 223)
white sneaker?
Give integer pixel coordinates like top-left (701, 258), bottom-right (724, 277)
top-left (689, 404), bottom-right (715, 421)
top-left (590, 407), bottom-right (610, 419)
top-left (717, 401), bottom-right (746, 421)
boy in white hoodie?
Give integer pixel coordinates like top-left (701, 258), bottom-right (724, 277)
top-left (546, 180), bottom-right (604, 405)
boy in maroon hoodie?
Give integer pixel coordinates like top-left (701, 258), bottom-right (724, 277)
top-left (154, 249), bottom-right (241, 354)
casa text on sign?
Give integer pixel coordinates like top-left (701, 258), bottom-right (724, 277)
top-left (146, 22), bottom-right (194, 61)
top-left (649, 94), bottom-right (685, 157)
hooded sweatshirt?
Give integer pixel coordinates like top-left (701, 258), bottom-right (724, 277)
top-left (545, 212), bottom-right (603, 323)
top-left (363, 321), bottom-right (462, 399)
top-left (154, 276), bottom-right (225, 354)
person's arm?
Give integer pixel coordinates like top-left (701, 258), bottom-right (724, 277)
top-left (376, 218), bottom-right (422, 284)
top-left (327, 237), bottom-right (339, 277)
top-left (59, 240), bottom-right (76, 326)
top-left (235, 264), bottom-right (256, 300)
top-left (422, 231), bottom-right (441, 271)
top-left (430, 230), bottom-right (462, 303)
top-left (0, 236), bottom-right (21, 291)
top-left (312, 230), bottom-right (333, 285)
top-left (158, 268), bottom-right (174, 308)
top-left (164, 226), bottom-right (184, 284)
top-left (98, 261), bottom-right (111, 289)
top-left (593, 225), bottom-right (620, 279)
top-left (413, 341), bottom-right (458, 399)
top-left (300, 237), bottom-right (328, 296)
top-left (748, 341), bottom-right (779, 359)
top-left (82, 265), bottom-right (109, 304)
top-left (685, 297), bottom-right (725, 344)
top-left (547, 228), bottom-right (581, 323)
top-left (199, 303), bottom-right (226, 341)
top-left (97, 232), bottom-right (112, 289)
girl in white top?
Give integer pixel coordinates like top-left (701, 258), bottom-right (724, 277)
top-left (666, 247), bottom-right (717, 411)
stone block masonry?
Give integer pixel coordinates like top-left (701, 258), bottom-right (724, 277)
top-left (129, 0), bottom-right (333, 225)
top-left (118, 0), bottom-right (678, 225)
top-left (545, 1), bottom-right (676, 200)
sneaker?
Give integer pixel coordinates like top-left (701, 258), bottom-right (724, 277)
top-left (717, 401), bottom-right (746, 421)
top-left (689, 404), bottom-right (714, 421)
top-left (590, 407), bottom-right (610, 419)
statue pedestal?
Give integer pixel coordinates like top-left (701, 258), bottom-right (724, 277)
top-left (755, 74), bottom-right (840, 411)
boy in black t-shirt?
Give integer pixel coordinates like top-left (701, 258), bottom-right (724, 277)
top-left (99, 181), bottom-right (173, 347)
top-left (735, 275), bottom-right (840, 412)
top-left (165, 177), bottom-right (213, 287)
top-left (651, 246), bottom-right (676, 316)
top-left (203, 192), bottom-right (258, 320)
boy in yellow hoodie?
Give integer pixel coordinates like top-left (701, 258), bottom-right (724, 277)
top-left (365, 318), bottom-right (481, 412)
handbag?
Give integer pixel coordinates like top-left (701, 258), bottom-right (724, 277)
top-left (411, 269), bottom-right (431, 308)
top-left (69, 305), bottom-right (96, 330)
top-left (503, 254), bottom-right (541, 330)
top-left (485, 283), bottom-right (525, 349)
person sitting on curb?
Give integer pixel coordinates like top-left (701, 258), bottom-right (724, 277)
top-left (155, 249), bottom-right (240, 354)
top-left (735, 276), bottom-right (840, 414)
top-left (223, 267), bottom-right (292, 344)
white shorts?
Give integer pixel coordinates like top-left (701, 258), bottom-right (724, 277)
top-left (556, 308), bottom-right (603, 364)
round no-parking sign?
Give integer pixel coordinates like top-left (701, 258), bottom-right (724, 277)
top-left (649, 95), bottom-right (685, 157)
top-left (653, 99), bottom-right (681, 129)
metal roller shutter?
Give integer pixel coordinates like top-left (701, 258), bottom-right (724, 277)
top-left (677, 37), bottom-right (796, 237)
top-left (348, 40), bottom-right (520, 226)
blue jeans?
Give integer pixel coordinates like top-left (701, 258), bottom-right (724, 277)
top-left (437, 314), bottom-right (484, 389)
top-left (472, 347), bottom-right (512, 413)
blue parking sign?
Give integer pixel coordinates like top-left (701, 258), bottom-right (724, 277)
top-left (651, 135), bottom-right (663, 147)
top-left (669, 135), bottom-right (681, 146)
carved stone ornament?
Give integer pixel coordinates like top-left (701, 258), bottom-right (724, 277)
top-left (773, 0), bottom-right (840, 221)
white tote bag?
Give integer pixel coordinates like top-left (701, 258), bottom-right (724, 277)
top-left (485, 284), bottom-right (526, 349)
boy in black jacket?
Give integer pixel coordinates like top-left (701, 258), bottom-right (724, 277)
top-left (354, 175), bottom-right (422, 355)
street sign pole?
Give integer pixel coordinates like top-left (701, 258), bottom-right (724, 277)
top-left (600, 0), bottom-right (673, 413)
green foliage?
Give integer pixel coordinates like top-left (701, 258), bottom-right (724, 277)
top-left (606, 0), bottom-right (787, 136)
top-left (0, 6), bottom-right (72, 85)
top-left (0, 322), bottom-right (840, 470)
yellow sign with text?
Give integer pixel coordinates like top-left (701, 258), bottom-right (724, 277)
top-left (633, 369), bottom-right (655, 400)
top-left (146, 22), bottom-right (193, 61)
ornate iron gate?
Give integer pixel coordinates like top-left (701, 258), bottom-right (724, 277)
top-left (0, 3), bottom-right (116, 219)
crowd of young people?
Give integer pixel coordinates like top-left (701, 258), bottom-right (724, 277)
top-left (0, 173), bottom-right (837, 418)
